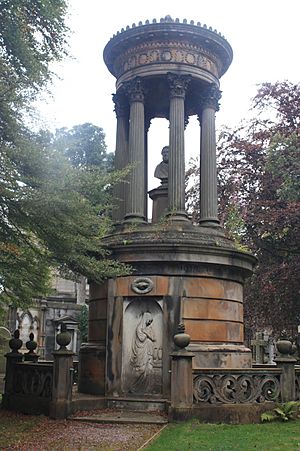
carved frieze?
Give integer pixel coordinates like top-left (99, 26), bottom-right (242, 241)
top-left (113, 40), bottom-right (220, 79)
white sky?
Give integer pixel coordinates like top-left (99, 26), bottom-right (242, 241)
top-left (36, 0), bottom-right (300, 192)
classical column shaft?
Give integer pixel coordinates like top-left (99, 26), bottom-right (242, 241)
top-left (113, 93), bottom-right (129, 221)
top-left (124, 78), bottom-right (145, 222)
top-left (168, 74), bottom-right (190, 221)
top-left (199, 85), bottom-right (221, 225)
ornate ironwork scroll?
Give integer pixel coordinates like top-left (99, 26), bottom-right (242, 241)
top-left (193, 370), bottom-right (281, 404)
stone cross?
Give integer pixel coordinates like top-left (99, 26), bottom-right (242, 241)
top-left (251, 332), bottom-right (267, 364)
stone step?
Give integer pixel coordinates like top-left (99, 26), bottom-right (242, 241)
top-left (70, 410), bottom-right (168, 425)
top-left (106, 396), bottom-right (168, 413)
top-left (71, 392), bottom-right (169, 415)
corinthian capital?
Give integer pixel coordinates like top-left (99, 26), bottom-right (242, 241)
top-left (167, 73), bottom-right (191, 98)
top-left (201, 84), bottom-right (222, 111)
top-left (112, 91), bottom-right (128, 118)
top-left (123, 77), bottom-right (145, 103)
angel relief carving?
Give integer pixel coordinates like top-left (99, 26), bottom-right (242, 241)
top-left (122, 300), bottom-right (163, 395)
top-left (129, 312), bottom-right (156, 392)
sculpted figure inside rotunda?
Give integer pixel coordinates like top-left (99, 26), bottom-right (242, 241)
top-left (129, 312), bottom-right (156, 393)
top-left (154, 146), bottom-right (169, 184)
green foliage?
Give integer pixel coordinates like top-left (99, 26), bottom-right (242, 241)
top-left (53, 123), bottom-right (114, 170)
top-left (77, 304), bottom-right (88, 342)
top-left (0, 1), bottom-right (131, 310)
top-left (261, 402), bottom-right (300, 422)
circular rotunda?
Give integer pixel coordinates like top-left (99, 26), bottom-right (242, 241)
top-left (78, 16), bottom-right (256, 402)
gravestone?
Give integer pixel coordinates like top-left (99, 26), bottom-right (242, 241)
top-left (251, 332), bottom-right (268, 364)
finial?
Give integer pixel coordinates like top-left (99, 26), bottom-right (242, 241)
top-left (9, 329), bottom-right (23, 354)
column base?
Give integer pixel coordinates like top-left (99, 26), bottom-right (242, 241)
top-left (166, 210), bottom-right (189, 222)
top-left (123, 213), bottom-right (147, 224)
top-left (199, 218), bottom-right (220, 227)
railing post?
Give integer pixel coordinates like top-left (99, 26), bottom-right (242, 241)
top-left (49, 324), bottom-right (74, 419)
top-left (275, 338), bottom-right (297, 402)
top-left (3, 330), bottom-right (23, 409)
top-left (169, 324), bottom-right (194, 420)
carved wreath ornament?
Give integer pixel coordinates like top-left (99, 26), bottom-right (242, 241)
top-left (131, 277), bottom-right (154, 294)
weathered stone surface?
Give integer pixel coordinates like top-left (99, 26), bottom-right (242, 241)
top-left (182, 298), bottom-right (243, 322)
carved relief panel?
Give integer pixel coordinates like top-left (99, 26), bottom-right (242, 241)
top-left (122, 297), bottom-right (163, 395)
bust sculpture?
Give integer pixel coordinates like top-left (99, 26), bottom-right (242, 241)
top-left (154, 146), bottom-right (169, 184)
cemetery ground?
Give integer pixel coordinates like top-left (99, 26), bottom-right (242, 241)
top-left (0, 407), bottom-right (300, 451)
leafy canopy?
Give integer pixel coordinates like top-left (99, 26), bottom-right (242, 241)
top-left (0, 1), bottom-right (129, 308)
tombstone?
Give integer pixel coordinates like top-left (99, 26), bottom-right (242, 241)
top-left (251, 332), bottom-right (268, 364)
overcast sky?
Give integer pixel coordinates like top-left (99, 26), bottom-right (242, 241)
top-left (36, 0), bottom-right (300, 191)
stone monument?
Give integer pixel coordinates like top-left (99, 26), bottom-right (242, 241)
top-left (78, 16), bottom-right (257, 404)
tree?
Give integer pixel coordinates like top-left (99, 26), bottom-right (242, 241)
top-left (0, 2), bottom-right (129, 309)
top-left (186, 81), bottom-right (300, 337)
top-left (53, 123), bottom-right (114, 170)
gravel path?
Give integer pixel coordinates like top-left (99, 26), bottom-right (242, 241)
top-left (0, 410), bottom-right (163, 450)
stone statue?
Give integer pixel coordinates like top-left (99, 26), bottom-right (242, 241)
top-left (129, 312), bottom-right (156, 392)
top-left (154, 146), bottom-right (169, 184)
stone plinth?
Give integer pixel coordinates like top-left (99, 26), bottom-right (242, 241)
top-left (78, 224), bottom-right (256, 397)
top-left (148, 185), bottom-right (168, 223)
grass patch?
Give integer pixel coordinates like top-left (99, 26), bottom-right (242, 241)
top-left (146, 419), bottom-right (300, 450)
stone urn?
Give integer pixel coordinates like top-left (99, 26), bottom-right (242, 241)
top-left (56, 324), bottom-right (71, 351)
top-left (174, 323), bottom-right (191, 349)
top-left (276, 338), bottom-right (292, 356)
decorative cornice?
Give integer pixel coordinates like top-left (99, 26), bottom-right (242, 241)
top-left (110, 15), bottom-right (227, 41)
top-left (104, 16), bottom-right (233, 79)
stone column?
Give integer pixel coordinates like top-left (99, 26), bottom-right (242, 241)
top-left (169, 325), bottom-right (194, 421)
top-left (112, 91), bottom-right (129, 221)
top-left (275, 339), bottom-right (297, 402)
top-left (123, 77), bottom-right (146, 223)
top-left (167, 73), bottom-right (191, 221)
top-left (50, 325), bottom-right (74, 419)
top-left (199, 84), bottom-right (221, 226)
top-left (144, 115), bottom-right (152, 221)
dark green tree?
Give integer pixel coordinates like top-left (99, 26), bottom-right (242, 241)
top-left (0, 1), bottom-right (129, 309)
